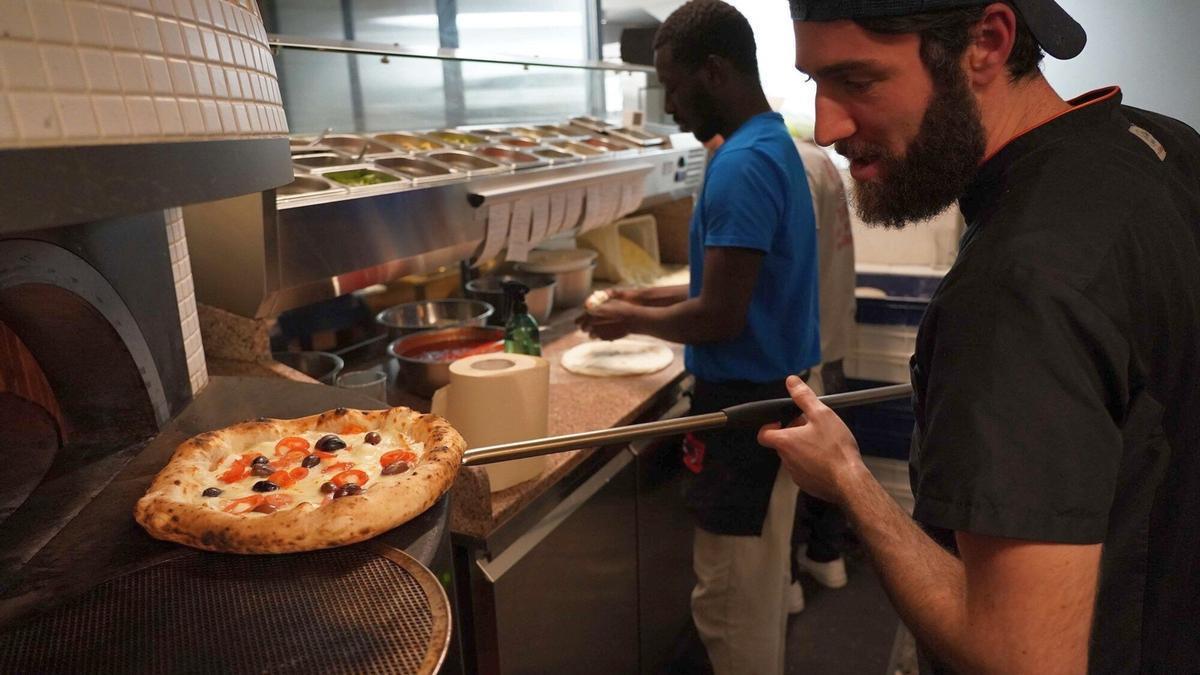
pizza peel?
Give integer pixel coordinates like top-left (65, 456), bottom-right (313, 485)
top-left (462, 383), bottom-right (913, 466)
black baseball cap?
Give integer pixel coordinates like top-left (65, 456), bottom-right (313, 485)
top-left (789, 0), bottom-right (1086, 59)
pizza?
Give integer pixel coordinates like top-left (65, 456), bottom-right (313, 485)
top-left (134, 406), bottom-right (465, 554)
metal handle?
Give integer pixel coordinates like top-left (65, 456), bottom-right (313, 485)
top-left (721, 383), bottom-right (913, 428)
top-left (462, 383), bottom-right (913, 466)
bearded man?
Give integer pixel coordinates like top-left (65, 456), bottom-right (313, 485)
top-left (759, 1), bottom-right (1200, 673)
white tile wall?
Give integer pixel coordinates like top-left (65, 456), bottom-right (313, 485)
top-left (165, 207), bottom-right (208, 395)
top-left (79, 49), bottom-right (121, 93)
top-left (0, 94), bottom-right (16, 142)
top-left (0, 0), bottom-right (287, 149)
top-left (0, 2), bottom-right (36, 40)
top-left (93, 94), bottom-right (132, 135)
top-left (10, 91), bottom-right (60, 139)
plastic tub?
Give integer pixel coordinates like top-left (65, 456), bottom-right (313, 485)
top-left (577, 215), bottom-right (661, 284)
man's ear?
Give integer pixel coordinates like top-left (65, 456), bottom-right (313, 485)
top-left (700, 53), bottom-right (729, 89)
top-left (965, 3), bottom-right (1018, 87)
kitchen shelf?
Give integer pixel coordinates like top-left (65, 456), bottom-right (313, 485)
top-left (268, 34), bottom-right (655, 74)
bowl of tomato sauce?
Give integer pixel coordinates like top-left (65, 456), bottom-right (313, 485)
top-left (387, 326), bottom-right (506, 397)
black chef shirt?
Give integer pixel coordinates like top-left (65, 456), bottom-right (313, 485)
top-left (909, 88), bottom-right (1200, 673)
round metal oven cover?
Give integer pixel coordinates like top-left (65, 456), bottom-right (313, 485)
top-left (0, 543), bottom-right (450, 674)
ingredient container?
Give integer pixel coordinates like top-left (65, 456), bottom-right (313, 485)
top-left (515, 248), bottom-right (599, 308)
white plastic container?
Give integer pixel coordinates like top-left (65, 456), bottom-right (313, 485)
top-left (577, 215), bottom-right (662, 284)
top-left (855, 323), bottom-right (919, 356)
top-left (845, 350), bottom-right (912, 384)
top-left (515, 248), bottom-right (599, 308)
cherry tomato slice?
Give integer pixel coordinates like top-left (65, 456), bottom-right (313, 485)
top-left (268, 470), bottom-right (296, 488)
top-left (269, 448), bottom-right (309, 470)
top-left (341, 424), bottom-right (367, 435)
top-left (314, 450), bottom-right (340, 461)
top-left (323, 461), bottom-right (355, 474)
top-left (274, 436), bottom-right (311, 456)
top-left (380, 450), bottom-right (418, 468)
top-left (289, 466), bottom-right (309, 481)
top-left (263, 493), bottom-right (294, 508)
top-left (223, 495), bottom-right (263, 514)
top-left (332, 469), bottom-right (369, 487)
top-left (219, 460), bottom-right (249, 483)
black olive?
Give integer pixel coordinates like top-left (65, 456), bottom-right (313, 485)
top-left (301, 454), bottom-right (320, 469)
top-left (382, 461), bottom-right (410, 476)
top-left (252, 481), bottom-right (279, 492)
top-left (364, 431), bottom-right (382, 445)
top-left (315, 434), bottom-right (346, 451)
top-left (334, 483), bottom-right (363, 499)
top-left (202, 487), bottom-right (223, 497)
top-left (251, 464), bottom-right (273, 477)
top-left (319, 481), bottom-right (337, 494)
top-left (253, 502), bottom-right (278, 514)
top-left (251, 455), bottom-right (269, 466)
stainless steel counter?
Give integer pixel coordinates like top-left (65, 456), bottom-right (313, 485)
top-left (450, 367), bottom-right (695, 675)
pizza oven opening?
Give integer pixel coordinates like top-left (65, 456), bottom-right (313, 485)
top-left (0, 283), bottom-right (159, 447)
top-left (0, 218), bottom-right (194, 573)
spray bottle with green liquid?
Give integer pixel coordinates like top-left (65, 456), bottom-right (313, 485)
top-left (502, 281), bottom-right (541, 357)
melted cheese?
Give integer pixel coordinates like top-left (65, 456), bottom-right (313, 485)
top-left (195, 429), bottom-right (425, 513)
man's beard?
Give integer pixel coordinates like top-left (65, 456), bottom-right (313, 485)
top-left (837, 66), bottom-right (986, 229)
top-left (687, 89), bottom-right (724, 144)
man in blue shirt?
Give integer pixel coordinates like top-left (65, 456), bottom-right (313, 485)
top-left (580, 2), bottom-right (820, 671)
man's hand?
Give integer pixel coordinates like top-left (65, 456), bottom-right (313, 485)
top-left (757, 374), bottom-right (867, 504)
top-left (576, 296), bottom-right (638, 341)
top-left (759, 377), bottom-right (1100, 673)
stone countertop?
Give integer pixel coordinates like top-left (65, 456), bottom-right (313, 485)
top-left (446, 328), bottom-right (687, 542)
top-left (200, 298), bottom-right (689, 544)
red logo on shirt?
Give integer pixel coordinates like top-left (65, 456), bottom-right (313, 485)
top-left (683, 432), bottom-right (706, 473)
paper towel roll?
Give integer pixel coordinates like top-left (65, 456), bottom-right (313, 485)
top-left (431, 353), bottom-right (550, 492)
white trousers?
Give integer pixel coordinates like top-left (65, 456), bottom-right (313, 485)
top-left (692, 466), bottom-right (799, 675)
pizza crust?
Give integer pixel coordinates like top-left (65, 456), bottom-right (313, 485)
top-left (560, 337), bottom-right (675, 377)
top-left (134, 407), bottom-right (465, 554)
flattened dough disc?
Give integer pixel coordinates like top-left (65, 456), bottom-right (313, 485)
top-left (561, 337), bottom-right (674, 377)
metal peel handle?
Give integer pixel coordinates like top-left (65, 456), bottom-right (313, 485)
top-left (462, 383), bottom-right (912, 466)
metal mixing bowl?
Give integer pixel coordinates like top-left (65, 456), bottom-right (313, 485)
top-left (387, 326), bottom-right (505, 398)
top-left (271, 351), bottom-right (344, 385)
top-left (375, 299), bottom-right (494, 342)
top-left (464, 273), bottom-right (556, 325)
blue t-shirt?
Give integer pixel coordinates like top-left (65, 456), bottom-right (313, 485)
top-left (685, 111), bottom-right (821, 383)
